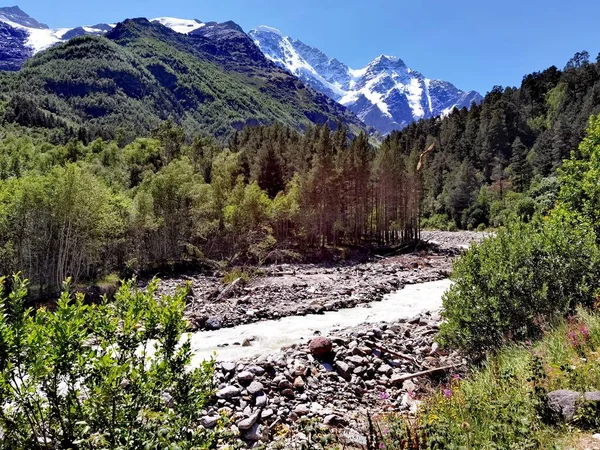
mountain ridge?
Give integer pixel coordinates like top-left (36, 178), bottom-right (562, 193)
top-left (249, 26), bottom-right (483, 134)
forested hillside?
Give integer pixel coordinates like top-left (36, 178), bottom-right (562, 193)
top-left (390, 51), bottom-right (600, 229)
top-left (0, 119), bottom-right (420, 295)
top-left (0, 18), bottom-right (367, 144)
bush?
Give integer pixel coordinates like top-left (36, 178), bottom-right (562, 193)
top-left (438, 212), bottom-right (600, 355)
top-left (0, 275), bottom-right (219, 449)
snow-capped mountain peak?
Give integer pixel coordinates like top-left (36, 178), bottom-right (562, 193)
top-left (0, 6), bottom-right (113, 58)
top-left (150, 17), bottom-right (205, 34)
top-left (254, 25), bottom-right (283, 36)
top-left (250, 27), bottom-right (482, 134)
top-left (0, 6), bottom-right (48, 29)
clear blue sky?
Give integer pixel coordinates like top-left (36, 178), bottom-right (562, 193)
top-left (13, 0), bottom-right (600, 94)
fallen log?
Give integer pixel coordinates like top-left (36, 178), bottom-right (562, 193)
top-left (392, 364), bottom-right (463, 383)
top-left (369, 342), bottom-right (421, 367)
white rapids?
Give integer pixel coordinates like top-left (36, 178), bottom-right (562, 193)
top-left (187, 279), bottom-right (452, 366)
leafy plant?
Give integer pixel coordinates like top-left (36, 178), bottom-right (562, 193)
top-left (438, 212), bottom-right (600, 355)
top-left (0, 274), bottom-right (218, 449)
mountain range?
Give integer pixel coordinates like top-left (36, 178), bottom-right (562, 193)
top-left (249, 26), bottom-right (483, 135)
top-left (0, 6), bottom-right (482, 136)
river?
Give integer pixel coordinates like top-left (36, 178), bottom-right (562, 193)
top-left (187, 278), bottom-right (452, 365)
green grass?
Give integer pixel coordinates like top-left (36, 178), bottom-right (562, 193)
top-left (375, 308), bottom-right (600, 449)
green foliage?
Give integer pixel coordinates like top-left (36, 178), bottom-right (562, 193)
top-left (559, 114), bottom-right (600, 240)
top-left (394, 52), bottom-right (600, 229)
top-left (377, 310), bottom-right (600, 449)
top-left (438, 213), bottom-right (600, 354)
top-left (0, 274), bottom-right (218, 449)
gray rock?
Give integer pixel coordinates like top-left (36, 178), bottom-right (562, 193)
top-left (547, 390), bottom-right (582, 422)
top-left (247, 381), bottom-right (264, 395)
top-left (323, 414), bottom-right (347, 426)
top-left (201, 416), bottom-right (219, 429)
top-left (237, 371), bottom-right (254, 383)
top-left (244, 423), bottom-right (263, 442)
top-left (378, 364), bottom-right (393, 375)
top-left (336, 361), bottom-right (351, 379)
top-left (261, 408), bottom-right (275, 420)
top-left (246, 365), bottom-right (266, 376)
top-left (294, 404), bottom-right (310, 416)
top-left (584, 391), bottom-right (600, 403)
top-left (220, 361), bottom-right (236, 373)
top-left (217, 385), bottom-right (241, 399)
top-left (205, 317), bottom-right (222, 330)
top-left (255, 393), bottom-right (268, 407)
top-left (237, 412), bottom-right (260, 430)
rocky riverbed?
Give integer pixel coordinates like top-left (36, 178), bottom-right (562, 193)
top-left (153, 232), bottom-right (486, 448)
top-left (156, 231), bottom-right (486, 333)
top-left (203, 313), bottom-right (464, 449)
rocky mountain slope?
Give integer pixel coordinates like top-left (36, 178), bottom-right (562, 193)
top-left (0, 13), bottom-right (367, 140)
top-left (249, 26), bottom-right (483, 135)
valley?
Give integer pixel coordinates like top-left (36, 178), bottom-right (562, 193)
top-left (0, 2), bottom-right (599, 450)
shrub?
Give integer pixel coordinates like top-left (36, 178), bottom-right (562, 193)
top-left (438, 212), bottom-right (600, 355)
top-left (0, 275), bottom-right (218, 450)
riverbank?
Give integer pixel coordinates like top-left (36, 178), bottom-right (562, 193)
top-left (155, 231), bottom-right (486, 333)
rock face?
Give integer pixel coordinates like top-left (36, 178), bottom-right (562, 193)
top-left (250, 26), bottom-right (483, 135)
top-left (547, 389), bottom-right (600, 423)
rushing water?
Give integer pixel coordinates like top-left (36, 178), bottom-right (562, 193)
top-left (187, 279), bottom-right (452, 365)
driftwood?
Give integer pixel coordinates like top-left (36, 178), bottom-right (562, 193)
top-left (391, 364), bottom-right (463, 383)
top-left (217, 277), bottom-right (243, 301)
top-left (369, 342), bottom-right (421, 367)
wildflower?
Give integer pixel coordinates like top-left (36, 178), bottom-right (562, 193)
top-left (443, 388), bottom-right (453, 399)
top-left (379, 443), bottom-right (386, 449)
top-left (379, 391), bottom-right (390, 400)
top-left (407, 390), bottom-right (415, 399)
top-left (452, 373), bottom-right (461, 381)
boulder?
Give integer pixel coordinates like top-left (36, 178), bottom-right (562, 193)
top-left (547, 390), bottom-right (582, 422)
top-left (309, 337), bottom-right (333, 357)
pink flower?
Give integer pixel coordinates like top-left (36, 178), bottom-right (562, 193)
top-left (452, 374), bottom-right (461, 381)
top-left (379, 391), bottom-right (390, 400)
top-left (443, 388), bottom-right (453, 399)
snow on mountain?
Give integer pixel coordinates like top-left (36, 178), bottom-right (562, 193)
top-left (249, 26), bottom-right (483, 135)
top-left (0, 6), bottom-right (114, 59)
top-left (150, 17), bottom-right (205, 34)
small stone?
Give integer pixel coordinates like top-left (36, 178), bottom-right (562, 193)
top-left (309, 337), bottom-right (333, 357)
top-left (217, 385), bottom-right (241, 399)
top-left (294, 376), bottom-right (305, 389)
top-left (247, 365), bottom-right (266, 376)
top-left (378, 364), bottom-right (393, 376)
top-left (255, 393), bottom-right (268, 407)
top-left (205, 317), bottom-right (222, 330)
top-left (294, 404), bottom-right (310, 416)
top-left (201, 416), bottom-right (219, 429)
top-left (324, 414), bottom-right (347, 426)
top-left (220, 361), bottom-right (236, 373)
top-left (237, 412), bottom-right (260, 430)
top-left (247, 381), bottom-right (264, 395)
top-left (261, 408), bottom-right (274, 420)
top-left (237, 371), bottom-right (254, 383)
top-left (243, 423), bottom-right (263, 442)
top-left (336, 361), bottom-right (351, 380)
